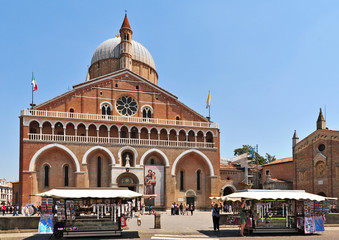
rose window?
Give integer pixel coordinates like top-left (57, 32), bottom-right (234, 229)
top-left (116, 96), bottom-right (138, 116)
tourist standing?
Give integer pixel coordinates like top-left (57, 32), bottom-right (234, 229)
top-left (212, 203), bottom-right (220, 231)
top-left (171, 203), bottom-right (174, 215)
top-left (142, 204), bottom-right (145, 215)
top-left (190, 203), bottom-right (194, 216)
top-left (12, 206), bottom-right (19, 216)
top-left (2, 203), bottom-right (6, 216)
top-left (240, 200), bottom-right (247, 237)
top-left (179, 203), bottom-right (183, 215)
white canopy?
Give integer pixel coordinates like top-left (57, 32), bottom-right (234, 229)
top-left (211, 190), bottom-right (327, 202)
top-left (37, 188), bottom-right (142, 199)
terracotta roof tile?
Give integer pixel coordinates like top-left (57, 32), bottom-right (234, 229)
top-left (270, 178), bottom-right (292, 183)
top-left (264, 157), bottom-right (293, 166)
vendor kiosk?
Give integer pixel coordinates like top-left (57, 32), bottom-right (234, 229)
top-left (211, 190), bottom-right (334, 234)
top-left (37, 188), bottom-right (142, 238)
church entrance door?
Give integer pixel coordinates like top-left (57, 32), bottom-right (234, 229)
top-left (186, 197), bottom-right (195, 206)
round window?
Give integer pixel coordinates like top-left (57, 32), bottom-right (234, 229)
top-left (116, 96), bottom-right (138, 116)
top-left (318, 144), bottom-right (325, 152)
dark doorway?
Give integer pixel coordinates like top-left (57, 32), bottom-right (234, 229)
top-left (186, 197), bottom-right (195, 206)
top-left (128, 186), bottom-right (136, 191)
top-left (318, 192), bottom-right (326, 197)
top-left (223, 187), bottom-right (234, 196)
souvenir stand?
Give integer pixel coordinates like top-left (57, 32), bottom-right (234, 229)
top-left (37, 188), bottom-right (142, 238)
top-left (212, 190), bottom-right (330, 234)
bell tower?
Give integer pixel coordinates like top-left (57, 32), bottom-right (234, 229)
top-left (119, 13), bottom-right (133, 71)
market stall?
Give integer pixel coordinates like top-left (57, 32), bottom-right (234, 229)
top-left (211, 190), bottom-right (334, 234)
top-left (37, 188), bottom-right (142, 238)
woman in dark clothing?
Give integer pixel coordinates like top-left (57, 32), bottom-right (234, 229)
top-left (212, 203), bottom-right (220, 231)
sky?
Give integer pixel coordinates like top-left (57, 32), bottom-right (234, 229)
top-left (1, 0), bottom-right (339, 181)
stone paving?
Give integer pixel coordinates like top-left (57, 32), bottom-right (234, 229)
top-left (0, 211), bottom-right (338, 239)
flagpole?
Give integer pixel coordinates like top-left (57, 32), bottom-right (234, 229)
top-left (30, 71), bottom-right (36, 109)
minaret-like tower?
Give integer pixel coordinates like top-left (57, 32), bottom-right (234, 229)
top-left (317, 108), bottom-right (326, 130)
top-left (292, 130), bottom-right (299, 149)
top-left (119, 13), bottom-right (133, 71)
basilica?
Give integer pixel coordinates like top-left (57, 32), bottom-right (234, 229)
top-left (19, 15), bottom-right (221, 209)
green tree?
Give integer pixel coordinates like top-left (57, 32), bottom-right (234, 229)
top-left (265, 153), bottom-right (276, 163)
top-left (233, 145), bottom-right (275, 165)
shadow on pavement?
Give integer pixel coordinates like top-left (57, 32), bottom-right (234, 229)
top-left (199, 229), bottom-right (240, 238)
top-left (199, 229), bottom-right (323, 238)
top-left (23, 231), bottom-right (140, 239)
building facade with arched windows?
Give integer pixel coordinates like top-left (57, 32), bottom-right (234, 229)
top-left (19, 15), bottom-right (221, 209)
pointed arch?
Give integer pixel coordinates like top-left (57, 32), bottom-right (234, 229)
top-left (139, 148), bottom-right (170, 167)
top-left (82, 146), bottom-right (116, 166)
top-left (171, 149), bottom-right (214, 176)
top-left (29, 143), bottom-right (80, 172)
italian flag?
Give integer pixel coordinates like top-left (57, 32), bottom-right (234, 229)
top-left (32, 72), bottom-right (38, 91)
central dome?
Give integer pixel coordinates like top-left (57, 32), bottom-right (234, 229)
top-left (87, 15), bottom-right (158, 84)
top-left (91, 37), bottom-right (156, 70)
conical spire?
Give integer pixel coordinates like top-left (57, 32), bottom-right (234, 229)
top-left (292, 130), bottom-right (299, 148)
top-left (317, 108), bottom-right (326, 130)
top-left (121, 13), bottom-right (131, 30)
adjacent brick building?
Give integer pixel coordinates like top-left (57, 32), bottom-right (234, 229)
top-left (262, 157), bottom-right (293, 189)
top-left (293, 109), bottom-right (339, 202)
top-left (19, 15), bottom-right (220, 209)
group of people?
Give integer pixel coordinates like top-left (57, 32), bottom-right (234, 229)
top-left (1, 203), bottom-right (20, 216)
top-left (211, 200), bottom-right (247, 237)
top-left (171, 202), bottom-right (195, 216)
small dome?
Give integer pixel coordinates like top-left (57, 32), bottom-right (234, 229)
top-left (91, 37), bottom-right (156, 70)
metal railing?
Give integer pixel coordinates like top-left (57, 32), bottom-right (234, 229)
top-left (27, 133), bottom-right (215, 149)
top-left (21, 109), bottom-right (218, 128)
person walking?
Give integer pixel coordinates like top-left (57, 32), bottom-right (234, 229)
top-left (190, 203), bottom-right (194, 216)
top-left (2, 203), bottom-right (6, 216)
top-left (212, 203), bottom-right (220, 232)
top-left (240, 200), bottom-right (247, 237)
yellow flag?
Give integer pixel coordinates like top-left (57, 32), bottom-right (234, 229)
top-left (206, 91), bottom-right (211, 108)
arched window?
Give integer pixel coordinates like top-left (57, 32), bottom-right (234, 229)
top-left (44, 165), bottom-right (49, 187)
top-left (64, 165), bottom-right (69, 187)
top-left (131, 127), bottom-right (138, 139)
top-left (197, 170), bottom-right (201, 191)
top-left (97, 156), bottom-right (101, 187)
top-left (176, 116), bottom-right (180, 125)
top-left (143, 108), bottom-right (152, 119)
top-left (180, 170), bottom-right (184, 191)
top-left (101, 104), bottom-right (111, 116)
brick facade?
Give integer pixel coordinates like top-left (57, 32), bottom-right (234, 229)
top-left (19, 16), bottom-right (220, 209)
top-left (293, 110), bottom-right (339, 202)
